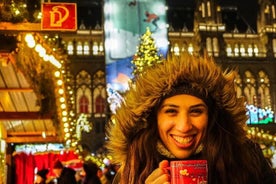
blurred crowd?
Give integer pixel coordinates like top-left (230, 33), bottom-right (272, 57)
top-left (34, 159), bottom-right (119, 184)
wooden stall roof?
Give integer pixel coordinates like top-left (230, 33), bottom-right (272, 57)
top-left (0, 52), bottom-right (61, 144)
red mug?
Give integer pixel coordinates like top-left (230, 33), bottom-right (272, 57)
top-left (169, 160), bottom-right (208, 184)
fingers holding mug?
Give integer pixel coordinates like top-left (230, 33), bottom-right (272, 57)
top-left (145, 160), bottom-right (170, 184)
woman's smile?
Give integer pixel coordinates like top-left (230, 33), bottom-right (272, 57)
top-left (171, 134), bottom-right (194, 147)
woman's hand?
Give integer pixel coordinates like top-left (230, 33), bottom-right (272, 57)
top-left (145, 160), bottom-right (170, 184)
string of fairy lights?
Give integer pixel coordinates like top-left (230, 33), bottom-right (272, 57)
top-left (21, 32), bottom-right (88, 156)
top-left (22, 32), bottom-right (100, 161)
top-left (23, 32), bottom-right (70, 138)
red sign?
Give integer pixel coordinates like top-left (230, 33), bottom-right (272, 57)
top-left (42, 3), bottom-right (77, 31)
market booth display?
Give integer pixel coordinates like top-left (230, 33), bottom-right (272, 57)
top-left (13, 145), bottom-right (81, 184)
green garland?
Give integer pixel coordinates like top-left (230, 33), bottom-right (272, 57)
top-left (15, 40), bottom-right (59, 127)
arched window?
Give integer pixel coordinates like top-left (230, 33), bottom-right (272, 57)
top-left (235, 73), bottom-right (242, 98)
top-left (95, 95), bottom-right (105, 114)
top-left (83, 41), bottom-right (90, 55)
top-left (273, 39), bottom-right (276, 57)
top-left (243, 70), bottom-right (256, 105)
top-left (92, 70), bottom-right (106, 117)
top-left (76, 70), bottom-right (92, 115)
top-left (212, 37), bottom-right (219, 56)
top-left (206, 37), bottom-right (212, 56)
top-left (67, 41), bottom-right (74, 55)
top-left (79, 95), bottom-right (89, 113)
top-left (76, 41), bottom-right (83, 55)
top-left (92, 41), bottom-right (99, 55)
top-left (258, 70), bottom-right (271, 109)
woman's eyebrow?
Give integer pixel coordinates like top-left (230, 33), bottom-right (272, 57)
top-left (160, 104), bottom-right (179, 109)
top-left (160, 103), bottom-right (207, 109)
top-left (190, 104), bottom-right (208, 108)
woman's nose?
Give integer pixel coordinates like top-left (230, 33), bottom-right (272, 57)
top-left (175, 113), bottom-right (193, 132)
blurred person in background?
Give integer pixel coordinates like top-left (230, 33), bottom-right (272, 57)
top-left (75, 170), bottom-right (84, 184)
top-left (52, 159), bottom-right (77, 184)
top-left (34, 169), bottom-right (49, 184)
top-left (81, 160), bottom-right (101, 184)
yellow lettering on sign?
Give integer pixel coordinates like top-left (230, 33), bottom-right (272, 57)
top-left (50, 6), bottom-right (69, 27)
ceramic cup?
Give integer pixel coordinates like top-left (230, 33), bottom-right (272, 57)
top-left (169, 160), bottom-right (208, 184)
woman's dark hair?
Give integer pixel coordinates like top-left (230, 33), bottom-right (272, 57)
top-left (121, 112), bottom-right (160, 184)
top-left (203, 102), bottom-right (263, 183)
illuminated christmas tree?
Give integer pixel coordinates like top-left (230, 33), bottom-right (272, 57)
top-left (132, 27), bottom-right (163, 76)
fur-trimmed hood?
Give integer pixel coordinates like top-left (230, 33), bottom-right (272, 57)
top-left (106, 53), bottom-right (247, 166)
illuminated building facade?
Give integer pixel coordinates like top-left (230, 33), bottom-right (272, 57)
top-left (0, 0), bottom-right (276, 182)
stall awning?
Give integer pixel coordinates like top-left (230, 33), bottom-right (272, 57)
top-left (0, 43), bottom-right (62, 144)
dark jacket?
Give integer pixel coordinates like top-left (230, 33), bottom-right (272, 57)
top-left (82, 178), bottom-right (101, 184)
top-left (57, 167), bottom-right (77, 184)
top-left (82, 161), bottom-right (101, 184)
top-left (246, 141), bottom-right (276, 184)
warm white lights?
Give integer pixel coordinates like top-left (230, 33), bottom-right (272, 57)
top-left (58, 89), bottom-right (64, 95)
top-left (57, 79), bottom-right (63, 86)
top-left (248, 45), bottom-right (253, 56)
top-left (24, 33), bottom-right (61, 68)
top-left (188, 44), bottom-right (194, 53)
top-left (59, 97), bottom-right (65, 103)
top-left (67, 41), bottom-right (103, 56)
top-left (42, 131), bottom-right (46, 138)
top-left (67, 42), bottom-right (74, 55)
top-left (225, 43), bottom-right (261, 57)
top-left (77, 42), bottom-right (83, 55)
top-left (24, 33), bottom-right (69, 143)
top-left (173, 44), bottom-right (180, 55)
top-left (93, 42), bottom-right (99, 55)
top-left (62, 111), bottom-right (68, 116)
top-left (25, 34), bottom-right (35, 48)
top-left (61, 104), bottom-right (66, 109)
top-left (171, 43), bottom-right (195, 55)
top-left (55, 71), bottom-right (61, 77)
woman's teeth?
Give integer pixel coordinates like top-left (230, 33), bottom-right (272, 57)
top-left (173, 135), bottom-right (193, 144)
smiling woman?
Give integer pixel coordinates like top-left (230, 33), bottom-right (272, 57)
top-left (106, 52), bottom-right (276, 184)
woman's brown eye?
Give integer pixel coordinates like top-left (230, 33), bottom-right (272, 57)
top-left (165, 109), bottom-right (177, 114)
top-left (190, 108), bottom-right (204, 114)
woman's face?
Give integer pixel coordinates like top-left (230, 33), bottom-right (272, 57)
top-left (157, 94), bottom-right (208, 159)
